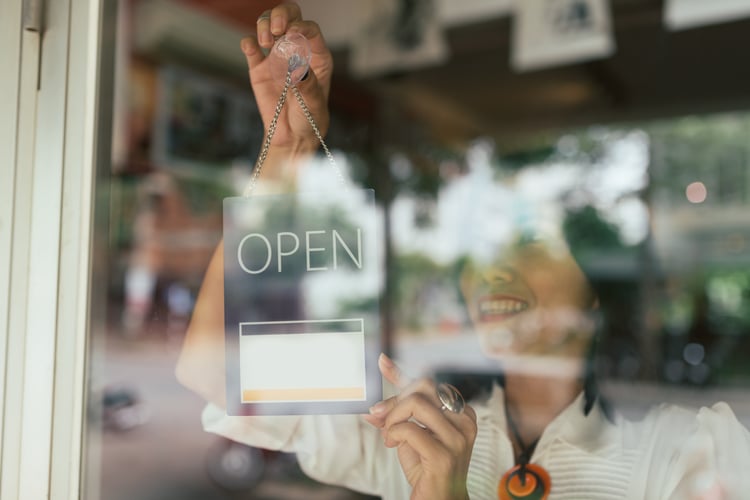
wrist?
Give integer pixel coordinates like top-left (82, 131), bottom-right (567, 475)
top-left (267, 141), bottom-right (317, 161)
top-left (250, 144), bottom-right (316, 190)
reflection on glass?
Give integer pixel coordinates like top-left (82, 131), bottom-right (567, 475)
top-left (87, 1), bottom-right (750, 498)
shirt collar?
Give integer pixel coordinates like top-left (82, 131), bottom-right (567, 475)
top-left (476, 382), bottom-right (618, 457)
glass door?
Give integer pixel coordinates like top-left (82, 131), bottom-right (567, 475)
top-left (1, 0), bottom-right (114, 498)
top-left (5, 1), bottom-right (750, 499)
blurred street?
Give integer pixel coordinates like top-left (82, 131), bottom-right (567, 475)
top-left (91, 328), bottom-right (750, 500)
top-left (92, 331), bottom-right (376, 500)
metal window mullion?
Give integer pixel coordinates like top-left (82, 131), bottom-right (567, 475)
top-left (0, 0), bottom-right (23, 468)
top-left (50, 0), bottom-right (109, 497)
top-left (17, 0), bottom-right (72, 496)
top-left (0, 5), bottom-right (41, 500)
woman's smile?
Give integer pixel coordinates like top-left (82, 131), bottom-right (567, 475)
top-left (477, 294), bottom-right (530, 322)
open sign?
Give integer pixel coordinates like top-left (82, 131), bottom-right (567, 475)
top-left (223, 189), bottom-right (382, 415)
top-left (236, 228), bottom-right (363, 274)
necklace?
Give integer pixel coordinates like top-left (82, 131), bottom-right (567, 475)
top-left (498, 399), bottom-right (551, 500)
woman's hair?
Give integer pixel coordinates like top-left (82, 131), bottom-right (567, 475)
top-left (563, 204), bottom-right (645, 418)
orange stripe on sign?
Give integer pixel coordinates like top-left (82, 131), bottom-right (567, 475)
top-left (242, 387), bottom-right (365, 402)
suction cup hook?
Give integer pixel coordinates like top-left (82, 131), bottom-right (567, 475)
top-left (269, 32), bottom-right (312, 85)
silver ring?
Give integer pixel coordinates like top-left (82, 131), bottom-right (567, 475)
top-left (436, 383), bottom-right (465, 414)
top-left (257, 13), bottom-right (271, 22)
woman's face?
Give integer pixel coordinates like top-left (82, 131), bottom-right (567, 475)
top-left (460, 238), bottom-right (597, 362)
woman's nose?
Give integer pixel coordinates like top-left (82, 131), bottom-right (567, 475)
top-left (482, 267), bottom-right (514, 284)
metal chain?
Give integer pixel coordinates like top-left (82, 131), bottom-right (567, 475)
top-left (244, 66), bottom-right (344, 196)
top-left (291, 86), bottom-right (346, 185)
top-left (244, 71), bottom-right (292, 196)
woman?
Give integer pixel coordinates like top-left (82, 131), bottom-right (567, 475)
top-left (177, 4), bottom-right (750, 499)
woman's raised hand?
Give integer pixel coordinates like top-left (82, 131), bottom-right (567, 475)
top-left (365, 354), bottom-right (478, 500)
top-left (240, 2), bottom-right (333, 155)
top-left (175, 4), bottom-right (332, 406)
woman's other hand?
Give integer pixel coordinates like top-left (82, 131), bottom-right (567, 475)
top-left (241, 2), bottom-right (333, 155)
top-left (364, 354), bottom-right (478, 500)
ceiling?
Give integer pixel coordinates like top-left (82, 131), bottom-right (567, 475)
top-left (179, 0), bottom-right (280, 29)
top-left (176, 0), bottom-right (750, 151)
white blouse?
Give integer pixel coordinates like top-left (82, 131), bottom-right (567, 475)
top-left (203, 384), bottom-right (750, 499)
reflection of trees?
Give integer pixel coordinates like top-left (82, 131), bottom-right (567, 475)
top-left (335, 296), bottom-right (380, 323)
top-left (649, 114), bottom-right (750, 205)
top-left (391, 253), bottom-right (462, 333)
top-left (563, 205), bottom-right (626, 258)
top-left (692, 272), bottom-right (750, 382)
top-left (563, 204), bottom-right (645, 380)
top-left (647, 113), bottom-right (750, 383)
top-left (707, 271), bottom-right (750, 332)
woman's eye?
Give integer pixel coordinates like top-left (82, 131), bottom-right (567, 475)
top-left (516, 230), bottom-right (545, 246)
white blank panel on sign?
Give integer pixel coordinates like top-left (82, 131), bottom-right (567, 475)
top-left (239, 319), bottom-right (366, 403)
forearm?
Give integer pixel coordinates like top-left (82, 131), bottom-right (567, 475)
top-left (175, 139), bottom-right (320, 404)
top-left (175, 241), bottom-right (226, 407)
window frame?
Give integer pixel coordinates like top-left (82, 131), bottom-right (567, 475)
top-left (0, 0), bottom-right (114, 498)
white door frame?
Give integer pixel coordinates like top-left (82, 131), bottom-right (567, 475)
top-left (0, 0), bottom-right (113, 498)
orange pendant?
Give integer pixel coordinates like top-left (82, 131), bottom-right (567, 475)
top-left (498, 464), bottom-right (550, 500)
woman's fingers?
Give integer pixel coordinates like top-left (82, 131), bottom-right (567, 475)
top-left (240, 35), bottom-right (264, 71)
top-left (363, 360), bottom-right (477, 497)
top-left (270, 3), bottom-right (302, 35)
top-left (386, 393), bottom-right (465, 447)
top-left (244, 19), bottom-right (327, 77)
top-left (255, 10), bottom-right (272, 47)
top-left (363, 357), bottom-right (415, 428)
top-left (383, 421), bottom-right (447, 455)
top-left (286, 19), bottom-right (328, 59)
top-left (286, 20), bottom-right (323, 44)
top-left (453, 404), bottom-right (478, 438)
top-left (379, 353), bottom-right (409, 389)
top-left (385, 421), bottom-right (472, 499)
top-left (364, 368), bottom-right (477, 454)
top-left (364, 393), bottom-right (398, 428)
top-left (256, 3), bottom-right (303, 49)
top-left (386, 392), bottom-right (477, 452)
top-left (287, 19), bottom-right (332, 86)
top-left (290, 57), bottom-right (327, 104)
top-left (248, 6), bottom-right (333, 99)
